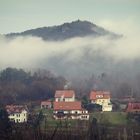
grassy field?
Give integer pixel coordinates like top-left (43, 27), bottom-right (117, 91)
top-left (90, 112), bottom-right (128, 125)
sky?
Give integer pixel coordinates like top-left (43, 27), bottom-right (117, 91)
top-left (0, 0), bottom-right (140, 34)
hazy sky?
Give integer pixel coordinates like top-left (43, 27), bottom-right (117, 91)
top-left (0, 0), bottom-right (140, 34)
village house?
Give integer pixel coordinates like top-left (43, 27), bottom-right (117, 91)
top-left (41, 100), bottom-right (52, 109)
top-left (55, 90), bottom-right (75, 102)
top-left (6, 105), bottom-right (28, 123)
top-left (90, 91), bottom-right (112, 111)
top-left (126, 102), bottom-right (140, 112)
top-left (53, 101), bottom-right (89, 120)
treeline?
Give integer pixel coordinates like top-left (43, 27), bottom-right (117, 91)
top-left (0, 68), bottom-right (66, 104)
top-left (0, 67), bottom-right (140, 105)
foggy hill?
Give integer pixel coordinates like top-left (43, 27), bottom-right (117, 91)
top-left (1, 20), bottom-right (140, 99)
top-left (6, 20), bottom-right (119, 41)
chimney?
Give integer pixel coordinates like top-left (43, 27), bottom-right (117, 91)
top-left (64, 84), bottom-right (68, 90)
top-left (64, 82), bottom-right (71, 90)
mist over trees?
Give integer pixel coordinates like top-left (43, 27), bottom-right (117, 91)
top-left (72, 71), bottom-right (140, 100)
top-left (0, 67), bottom-right (140, 105)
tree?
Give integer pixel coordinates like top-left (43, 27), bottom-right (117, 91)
top-left (88, 118), bottom-right (99, 140)
top-left (0, 108), bottom-right (12, 140)
top-left (0, 67), bottom-right (31, 84)
top-left (82, 95), bottom-right (89, 106)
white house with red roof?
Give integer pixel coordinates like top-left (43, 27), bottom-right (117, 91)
top-left (53, 101), bottom-right (89, 120)
top-left (90, 91), bottom-right (112, 111)
top-left (55, 90), bottom-right (75, 102)
top-left (6, 105), bottom-right (28, 123)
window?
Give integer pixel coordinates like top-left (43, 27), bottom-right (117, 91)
top-left (96, 95), bottom-right (103, 98)
top-left (16, 114), bottom-right (20, 117)
top-left (82, 116), bottom-right (87, 119)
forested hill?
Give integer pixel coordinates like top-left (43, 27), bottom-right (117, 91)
top-left (6, 20), bottom-right (119, 41)
top-left (0, 68), bottom-right (66, 105)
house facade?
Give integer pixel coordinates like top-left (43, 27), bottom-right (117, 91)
top-left (55, 90), bottom-right (75, 102)
top-left (90, 91), bottom-right (112, 111)
top-left (53, 101), bottom-right (89, 120)
top-left (6, 105), bottom-right (28, 123)
top-left (41, 100), bottom-right (52, 109)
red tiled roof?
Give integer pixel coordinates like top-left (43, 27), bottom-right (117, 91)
top-left (126, 102), bottom-right (140, 112)
top-left (5, 105), bottom-right (27, 114)
top-left (53, 101), bottom-right (82, 111)
top-left (55, 90), bottom-right (75, 98)
top-left (90, 91), bottom-right (110, 100)
top-left (41, 101), bottom-right (52, 106)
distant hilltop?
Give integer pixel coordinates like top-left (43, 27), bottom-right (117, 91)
top-left (5, 20), bottom-right (121, 41)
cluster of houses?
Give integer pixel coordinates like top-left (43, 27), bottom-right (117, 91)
top-left (53, 90), bottom-right (89, 120)
top-left (42, 90), bottom-right (89, 120)
top-left (5, 89), bottom-right (140, 123)
top-left (41, 90), bottom-right (112, 120)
